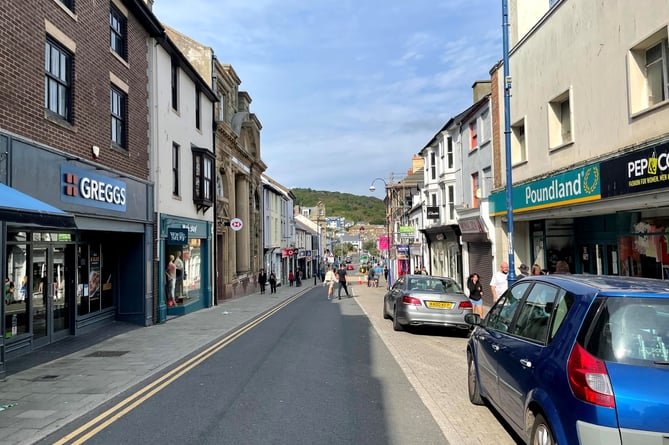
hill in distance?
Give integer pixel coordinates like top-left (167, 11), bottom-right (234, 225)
top-left (291, 188), bottom-right (385, 225)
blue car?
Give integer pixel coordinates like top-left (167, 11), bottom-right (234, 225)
top-left (465, 274), bottom-right (669, 445)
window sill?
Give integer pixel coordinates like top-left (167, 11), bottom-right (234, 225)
top-left (110, 49), bottom-right (129, 69)
top-left (53, 0), bottom-right (77, 20)
top-left (630, 99), bottom-right (669, 120)
top-left (44, 111), bottom-right (76, 132)
top-left (549, 140), bottom-right (574, 153)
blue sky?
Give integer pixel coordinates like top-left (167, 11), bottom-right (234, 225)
top-left (153, 0), bottom-right (501, 196)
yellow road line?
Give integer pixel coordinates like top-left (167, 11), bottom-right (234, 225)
top-left (53, 294), bottom-right (301, 445)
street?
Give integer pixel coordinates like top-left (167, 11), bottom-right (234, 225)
top-left (38, 285), bottom-right (447, 445)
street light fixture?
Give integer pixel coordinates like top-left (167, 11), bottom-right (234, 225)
top-left (370, 178), bottom-right (392, 289)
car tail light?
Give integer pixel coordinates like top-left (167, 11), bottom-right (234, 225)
top-left (401, 295), bottom-right (421, 305)
top-left (458, 301), bottom-right (472, 309)
top-left (567, 342), bottom-right (615, 408)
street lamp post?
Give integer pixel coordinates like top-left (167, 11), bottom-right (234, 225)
top-left (502, 0), bottom-right (517, 284)
top-left (370, 178), bottom-right (392, 289)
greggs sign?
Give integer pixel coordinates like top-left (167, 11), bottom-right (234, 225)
top-left (60, 165), bottom-right (127, 212)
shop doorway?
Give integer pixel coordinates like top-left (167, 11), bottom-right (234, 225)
top-left (580, 243), bottom-right (619, 276)
top-left (32, 244), bottom-right (74, 347)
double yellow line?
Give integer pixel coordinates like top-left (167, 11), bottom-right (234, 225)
top-left (54, 294), bottom-right (301, 444)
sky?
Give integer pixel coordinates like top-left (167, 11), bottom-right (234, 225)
top-left (153, 0), bottom-right (502, 197)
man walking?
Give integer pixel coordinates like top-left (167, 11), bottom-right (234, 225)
top-left (337, 264), bottom-right (350, 300)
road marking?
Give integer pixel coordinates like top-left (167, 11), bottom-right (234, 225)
top-left (53, 293), bottom-right (302, 445)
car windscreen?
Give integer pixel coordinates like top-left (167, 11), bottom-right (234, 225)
top-left (583, 296), bottom-right (669, 366)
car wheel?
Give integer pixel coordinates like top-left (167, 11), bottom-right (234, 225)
top-left (392, 305), bottom-right (403, 331)
top-left (382, 301), bottom-right (391, 320)
top-left (467, 354), bottom-right (484, 405)
top-left (530, 413), bottom-right (555, 445)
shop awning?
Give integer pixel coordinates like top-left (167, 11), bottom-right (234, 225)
top-left (0, 183), bottom-right (76, 228)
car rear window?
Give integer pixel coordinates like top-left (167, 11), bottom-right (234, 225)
top-left (584, 297), bottom-right (669, 365)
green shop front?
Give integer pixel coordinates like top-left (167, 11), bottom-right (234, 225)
top-left (490, 140), bottom-right (669, 278)
top-left (158, 214), bottom-right (213, 322)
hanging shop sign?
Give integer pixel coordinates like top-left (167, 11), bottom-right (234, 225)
top-left (426, 206), bottom-right (440, 220)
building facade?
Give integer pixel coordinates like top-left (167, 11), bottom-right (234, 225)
top-left (1, 0), bottom-right (162, 373)
top-left (491, 0), bottom-right (669, 278)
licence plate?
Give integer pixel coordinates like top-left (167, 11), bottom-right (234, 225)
top-left (426, 301), bottom-right (453, 309)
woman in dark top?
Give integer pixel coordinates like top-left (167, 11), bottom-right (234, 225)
top-left (467, 273), bottom-right (484, 318)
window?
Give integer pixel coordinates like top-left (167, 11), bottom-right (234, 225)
top-left (58, 0), bottom-right (73, 10)
top-left (469, 121), bottom-right (477, 150)
top-left (480, 110), bottom-right (490, 144)
top-left (45, 38), bottom-right (72, 121)
top-left (430, 152), bottom-right (436, 180)
top-left (109, 3), bottom-right (127, 60)
top-left (171, 59), bottom-right (179, 111)
top-left (512, 283), bottom-right (559, 343)
top-left (448, 185), bottom-right (455, 220)
top-left (511, 118), bottom-right (527, 163)
top-left (195, 89), bottom-right (201, 130)
top-left (446, 137), bottom-right (453, 169)
top-left (110, 86), bottom-right (126, 148)
top-left (629, 30), bottom-right (669, 114)
top-left (549, 90), bottom-right (572, 148)
top-left (172, 142), bottom-right (180, 196)
top-left (192, 147), bottom-right (215, 211)
top-left (217, 93), bottom-right (226, 121)
top-left (485, 281), bottom-right (531, 332)
top-left (472, 173), bottom-right (480, 208)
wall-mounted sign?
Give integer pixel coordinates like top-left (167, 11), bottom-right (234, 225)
top-left (600, 142), bottom-right (669, 197)
top-left (426, 206), bottom-right (440, 220)
top-left (399, 226), bottom-right (415, 238)
top-left (229, 218), bottom-right (244, 231)
top-left (60, 164), bottom-right (127, 212)
top-left (167, 228), bottom-right (189, 245)
top-left (459, 217), bottom-right (486, 234)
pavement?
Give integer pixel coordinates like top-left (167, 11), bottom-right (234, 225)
top-left (0, 277), bottom-right (515, 445)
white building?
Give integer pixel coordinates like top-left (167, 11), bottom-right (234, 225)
top-left (491, 0), bottom-right (669, 277)
top-left (149, 33), bottom-right (217, 320)
top-left (261, 174), bottom-right (295, 286)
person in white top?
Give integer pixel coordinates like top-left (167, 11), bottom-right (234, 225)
top-left (490, 261), bottom-right (509, 302)
top-left (324, 266), bottom-right (336, 300)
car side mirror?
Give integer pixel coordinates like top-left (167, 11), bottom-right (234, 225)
top-left (465, 313), bottom-right (480, 325)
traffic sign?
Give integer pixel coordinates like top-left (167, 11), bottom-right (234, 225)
top-left (229, 218), bottom-right (243, 231)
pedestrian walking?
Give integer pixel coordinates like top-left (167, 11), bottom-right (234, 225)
top-left (324, 266), bottom-right (336, 300)
top-left (490, 261), bottom-right (509, 302)
top-left (531, 264), bottom-right (543, 276)
top-left (467, 273), bottom-right (484, 318)
top-left (337, 264), bottom-right (350, 299)
top-left (367, 268), bottom-right (375, 287)
top-left (383, 265), bottom-right (388, 281)
top-left (258, 269), bottom-right (267, 294)
top-left (269, 272), bottom-right (277, 293)
top-left (288, 271), bottom-right (294, 286)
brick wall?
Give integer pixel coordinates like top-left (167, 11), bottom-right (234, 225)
top-left (0, 0), bottom-right (151, 179)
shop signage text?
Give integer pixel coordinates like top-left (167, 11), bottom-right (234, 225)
top-left (61, 165), bottom-right (127, 212)
top-left (167, 228), bottom-right (189, 245)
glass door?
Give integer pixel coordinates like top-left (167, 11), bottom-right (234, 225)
top-left (32, 245), bottom-right (73, 346)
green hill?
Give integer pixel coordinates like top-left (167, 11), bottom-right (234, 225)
top-left (291, 188), bottom-right (385, 225)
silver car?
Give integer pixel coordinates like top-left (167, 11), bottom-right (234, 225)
top-left (383, 274), bottom-right (473, 333)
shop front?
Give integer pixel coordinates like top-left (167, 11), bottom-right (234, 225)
top-left (159, 215), bottom-right (212, 320)
top-left (490, 138), bottom-right (669, 278)
top-left (1, 136), bottom-right (153, 368)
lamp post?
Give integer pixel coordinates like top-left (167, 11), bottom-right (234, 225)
top-left (502, 0), bottom-right (517, 283)
top-left (370, 178), bottom-right (392, 289)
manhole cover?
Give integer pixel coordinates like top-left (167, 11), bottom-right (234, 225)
top-left (84, 351), bottom-right (129, 358)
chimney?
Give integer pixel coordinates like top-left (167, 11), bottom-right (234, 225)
top-left (472, 80), bottom-right (491, 103)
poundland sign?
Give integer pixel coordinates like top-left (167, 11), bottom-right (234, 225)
top-left (490, 164), bottom-right (600, 216)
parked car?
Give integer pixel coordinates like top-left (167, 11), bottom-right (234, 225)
top-left (465, 274), bottom-right (669, 445)
top-left (382, 274), bottom-right (472, 333)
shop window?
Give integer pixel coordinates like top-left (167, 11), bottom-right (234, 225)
top-left (5, 243), bottom-right (29, 339)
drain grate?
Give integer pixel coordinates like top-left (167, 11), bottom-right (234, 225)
top-left (84, 350), bottom-right (129, 358)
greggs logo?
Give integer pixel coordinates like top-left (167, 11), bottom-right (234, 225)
top-left (61, 165), bottom-right (127, 212)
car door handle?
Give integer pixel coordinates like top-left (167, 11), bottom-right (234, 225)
top-left (519, 359), bottom-right (532, 368)
top-left (491, 344), bottom-right (500, 352)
